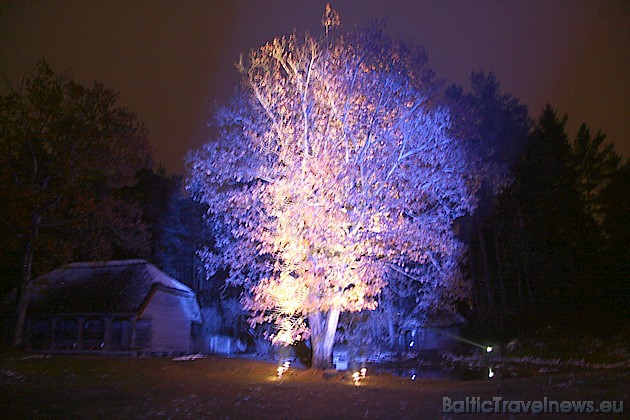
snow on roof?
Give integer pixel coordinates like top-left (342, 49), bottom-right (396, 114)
top-left (26, 260), bottom-right (201, 320)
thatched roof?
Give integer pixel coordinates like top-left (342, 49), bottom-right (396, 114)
top-left (401, 309), bottom-right (467, 330)
top-left (26, 260), bottom-right (201, 320)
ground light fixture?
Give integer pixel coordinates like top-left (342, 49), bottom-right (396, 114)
top-left (276, 360), bottom-right (291, 378)
top-left (438, 330), bottom-right (495, 353)
top-left (350, 368), bottom-right (367, 386)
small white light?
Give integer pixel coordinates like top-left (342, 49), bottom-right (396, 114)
top-left (277, 366), bottom-right (284, 377)
top-left (360, 367), bottom-right (367, 378)
top-left (486, 346), bottom-right (493, 353)
top-left (488, 368), bottom-right (495, 378)
top-left (409, 341), bottom-right (415, 347)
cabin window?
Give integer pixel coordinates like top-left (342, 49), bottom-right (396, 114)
top-left (29, 319), bottom-right (50, 349)
top-left (111, 318), bottom-right (132, 349)
top-left (83, 318), bottom-right (105, 341)
top-left (135, 319), bottom-right (151, 348)
top-left (56, 318), bottom-right (78, 342)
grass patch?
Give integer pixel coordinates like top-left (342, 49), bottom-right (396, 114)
top-left (1, 350), bottom-right (627, 418)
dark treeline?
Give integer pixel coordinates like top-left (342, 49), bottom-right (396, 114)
top-left (447, 72), bottom-right (628, 338)
top-left (1, 62), bottom-right (627, 346)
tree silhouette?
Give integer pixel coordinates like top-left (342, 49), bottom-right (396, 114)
top-left (0, 61), bottom-right (151, 345)
top-left (571, 124), bottom-right (620, 223)
top-left (444, 72), bottom-right (530, 331)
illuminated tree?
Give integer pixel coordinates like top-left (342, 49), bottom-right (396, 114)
top-left (188, 11), bottom-right (477, 368)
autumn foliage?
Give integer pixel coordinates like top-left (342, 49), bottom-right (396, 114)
top-left (188, 9), bottom-right (477, 368)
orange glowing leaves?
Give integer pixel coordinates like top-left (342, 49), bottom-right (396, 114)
top-left (188, 14), bottom-right (477, 351)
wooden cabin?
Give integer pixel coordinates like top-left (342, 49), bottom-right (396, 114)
top-left (24, 260), bottom-right (202, 355)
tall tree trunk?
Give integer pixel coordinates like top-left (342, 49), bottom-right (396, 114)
top-left (492, 225), bottom-right (507, 311)
top-left (387, 313), bottom-right (396, 350)
top-left (309, 306), bottom-right (340, 369)
top-left (516, 269), bottom-right (525, 308)
top-left (476, 215), bottom-right (492, 307)
top-left (516, 207), bottom-right (535, 316)
top-left (13, 213), bottom-right (41, 347)
top-left (523, 255), bottom-right (534, 316)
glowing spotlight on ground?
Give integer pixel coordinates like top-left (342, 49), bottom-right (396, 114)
top-left (360, 367), bottom-right (367, 378)
top-left (486, 346), bottom-right (493, 353)
top-left (277, 360), bottom-right (291, 378)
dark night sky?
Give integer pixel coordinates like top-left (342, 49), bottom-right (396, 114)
top-left (1, 1), bottom-right (628, 174)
